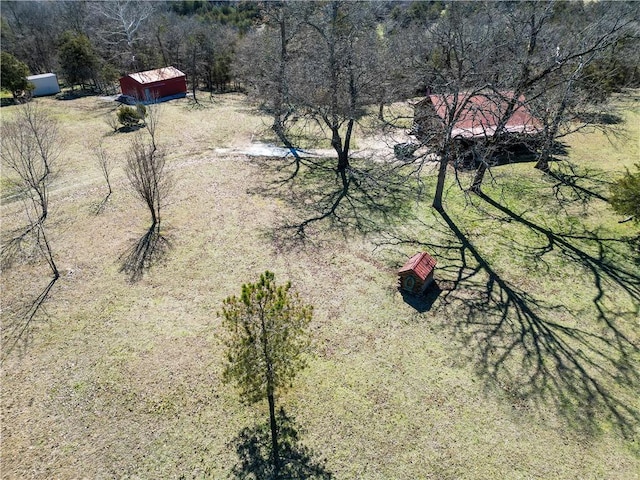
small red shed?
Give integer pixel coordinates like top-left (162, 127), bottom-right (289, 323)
top-left (398, 252), bottom-right (437, 294)
top-left (119, 66), bottom-right (187, 102)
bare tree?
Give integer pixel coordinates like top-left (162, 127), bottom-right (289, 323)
top-left (1, 103), bottom-right (62, 353)
top-left (294, 1), bottom-right (380, 173)
top-left (104, 109), bottom-right (120, 132)
top-left (91, 140), bottom-right (115, 213)
top-left (123, 99), bottom-right (167, 227)
top-left (120, 112), bottom-right (172, 282)
top-left (407, 1), bottom-right (638, 207)
top-left (480, 1), bottom-right (635, 182)
top-left (239, 1), bottom-right (382, 174)
top-left (91, 0), bottom-right (155, 70)
top-left (1, 1), bottom-right (61, 73)
top-left (144, 100), bottom-right (161, 150)
top-left (125, 133), bottom-right (169, 230)
top-left (1, 103), bottom-right (60, 279)
top-left (235, 2), bottom-right (305, 168)
top-left (150, 10), bottom-right (187, 70)
top-left (238, 2), bottom-right (414, 237)
top-left (409, 2), bottom-right (498, 211)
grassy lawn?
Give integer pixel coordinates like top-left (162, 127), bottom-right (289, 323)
top-left (1, 91), bottom-right (638, 479)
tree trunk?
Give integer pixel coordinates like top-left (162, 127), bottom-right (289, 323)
top-left (39, 225), bottom-right (59, 280)
top-left (329, 122), bottom-right (351, 172)
top-left (191, 53), bottom-right (199, 104)
top-left (470, 162), bottom-right (487, 193)
top-left (432, 154), bottom-right (449, 212)
top-left (534, 152), bottom-right (551, 172)
top-left (338, 118), bottom-right (355, 172)
top-left (337, 150), bottom-right (349, 172)
top-left (192, 80), bottom-right (198, 104)
top-left (535, 61), bottom-right (581, 173)
top-left (268, 391), bottom-right (280, 477)
top-left (156, 31), bottom-right (169, 67)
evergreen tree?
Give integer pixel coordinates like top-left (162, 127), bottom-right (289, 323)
top-left (220, 271), bottom-right (313, 477)
top-left (0, 52), bottom-right (33, 101)
top-left (58, 31), bottom-right (98, 89)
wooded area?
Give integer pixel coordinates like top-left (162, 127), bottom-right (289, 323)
top-left (4, 0), bottom-right (637, 206)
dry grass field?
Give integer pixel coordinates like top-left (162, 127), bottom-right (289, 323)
top-left (1, 91), bottom-right (639, 479)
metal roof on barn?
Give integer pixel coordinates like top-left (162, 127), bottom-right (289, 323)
top-left (421, 91), bottom-right (542, 139)
top-left (127, 66), bottom-right (185, 85)
top-left (398, 252), bottom-right (437, 281)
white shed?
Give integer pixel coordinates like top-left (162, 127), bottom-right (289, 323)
top-left (27, 73), bottom-right (60, 97)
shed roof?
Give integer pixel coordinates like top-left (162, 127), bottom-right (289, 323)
top-left (419, 91), bottom-right (542, 139)
top-left (27, 73), bottom-right (57, 80)
top-left (127, 66), bottom-right (185, 85)
top-left (398, 252), bottom-right (437, 280)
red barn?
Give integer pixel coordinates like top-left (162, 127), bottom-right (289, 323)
top-left (398, 252), bottom-right (437, 294)
top-left (413, 90), bottom-right (542, 142)
top-left (119, 66), bottom-right (187, 102)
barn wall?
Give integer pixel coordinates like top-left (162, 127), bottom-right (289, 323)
top-left (152, 76), bottom-right (187, 98)
top-left (120, 75), bottom-right (187, 102)
top-left (398, 272), bottom-right (425, 294)
top-left (119, 76), bottom-right (142, 99)
top-left (419, 272), bottom-right (435, 293)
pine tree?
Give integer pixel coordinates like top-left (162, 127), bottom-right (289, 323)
top-left (0, 52), bottom-right (33, 101)
top-left (220, 271), bottom-right (313, 476)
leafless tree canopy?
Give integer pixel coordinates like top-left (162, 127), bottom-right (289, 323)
top-left (400, 1), bottom-right (639, 207)
top-left (1, 103), bottom-right (62, 354)
top-left (90, 0), bottom-right (155, 69)
top-left (1, 103), bottom-right (60, 277)
top-left (237, 2), bottom-right (384, 173)
top-left (125, 133), bottom-right (170, 229)
top-left (91, 140), bottom-right (115, 214)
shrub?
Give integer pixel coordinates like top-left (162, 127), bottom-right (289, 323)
top-left (610, 163), bottom-right (640, 222)
top-left (117, 104), bottom-right (146, 127)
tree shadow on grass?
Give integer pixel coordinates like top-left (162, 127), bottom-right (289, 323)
top-left (249, 155), bottom-right (414, 250)
top-left (576, 112), bottom-right (624, 125)
top-left (381, 204), bottom-right (639, 439)
top-left (1, 226), bottom-right (59, 361)
top-left (0, 97), bottom-right (19, 108)
top-left (458, 199), bottom-right (638, 437)
top-left (230, 408), bottom-right (332, 480)
top-left (477, 191), bottom-right (639, 321)
top-left (119, 225), bottom-right (172, 282)
top-left (451, 140), bottom-right (568, 172)
top-left (548, 161), bottom-right (612, 204)
top-left (1, 276), bottom-right (57, 362)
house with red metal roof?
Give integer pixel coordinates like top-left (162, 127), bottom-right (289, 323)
top-left (413, 91), bottom-right (542, 145)
top-left (398, 252), bottom-right (437, 294)
top-left (119, 66), bottom-right (187, 103)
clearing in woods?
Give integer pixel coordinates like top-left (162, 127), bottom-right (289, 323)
top-left (1, 92), bottom-right (639, 479)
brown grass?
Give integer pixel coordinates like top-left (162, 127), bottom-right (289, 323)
top-left (1, 92), bottom-right (638, 479)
